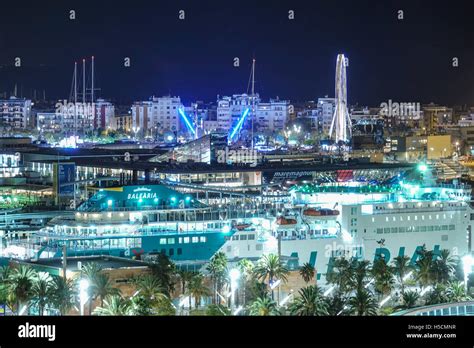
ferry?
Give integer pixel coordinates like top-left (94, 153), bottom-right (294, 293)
top-left (1, 173), bottom-right (472, 285)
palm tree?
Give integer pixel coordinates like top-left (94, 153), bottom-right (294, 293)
top-left (93, 295), bottom-right (130, 316)
top-left (187, 273), bottom-right (211, 309)
top-left (248, 296), bottom-right (280, 316)
top-left (392, 255), bottom-right (412, 294)
top-left (299, 263), bottom-right (315, 284)
top-left (91, 273), bottom-right (121, 307)
top-left (176, 269), bottom-right (194, 296)
top-left (445, 281), bottom-right (472, 302)
top-left (326, 257), bottom-right (354, 295)
top-left (206, 252), bottom-right (228, 304)
top-left (50, 276), bottom-right (76, 315)
top-left (149, 253), bottom-right (176, 296)
top-left (415, 250), bottom-right (436, 288)
top-left (31, 272), bottom-right (53, 316)
top-left (237, 259), bottom-right (254, 306)
top-left (289, 285), bottom-right (329, 316)
top-left (253, 254), bottom-right (289, 300)
top-left (432, 249), bottom-right (457, 284)
top-left (325, 292), bottom-right (348, 316)
top-left (81, 262), bottom-right (102, 314)
top-left (371, 258), bottom-right (394, 300)
top-left (395, 290), bottom-right (420, 310)
top-left (128, 295), bottom-right (152, 316)
top-left (7, 265), bottom-right (38, 314)
top-left (134, 274), bottom-right (166, 301)
top-left (348, 289), bottom-right (378, 316)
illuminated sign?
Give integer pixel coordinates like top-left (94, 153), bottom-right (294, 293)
top-left (126, 187), bottom-right (157, 200)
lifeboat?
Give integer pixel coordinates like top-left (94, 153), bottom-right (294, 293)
top-left (276, 217), bottom-right (298, 225)
top-left (235, 223), bottom-right (251, 231)
top-left (303, 208), bottom-right (340, 219)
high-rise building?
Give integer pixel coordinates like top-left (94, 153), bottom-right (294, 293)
top-left (0, 97), bottom-right (32, 130)
top-left (132, 96), bottom-right (183, 137)
top-left (94, 99), bottom-right (115, 130)
top-left (217, 94), bottom-right (289, 134)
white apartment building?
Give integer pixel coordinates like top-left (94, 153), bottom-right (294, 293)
top-left (132, 96), bottom-right (183, 137)
top-left (0, 97), bottom-right (32, 130)
top-left (318, 97), bottom-right (335, 136)
top-left (217, 94), bottom-right (289, 133)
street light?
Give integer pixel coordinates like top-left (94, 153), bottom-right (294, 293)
top-left (229, 268), bottom-right (241, 310)
top-left (462, 254), bottom-right (473, 293)
top-left (79, 278), bottom-right (89, 316)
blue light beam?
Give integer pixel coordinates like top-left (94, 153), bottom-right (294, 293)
top-left (230, 108), bottom-right (250, 140)
top-left (178, 109), bottom-right (196, 135)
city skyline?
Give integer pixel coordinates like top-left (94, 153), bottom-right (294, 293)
top-left (1, 1), bottom-right (474, 105)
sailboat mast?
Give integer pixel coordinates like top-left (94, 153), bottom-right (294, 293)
top-left (251, 58), bottom-right (255, 148)
top-left (74, 62), bottom-right (77, 145)
top-left (82, 59), bottom-right (86, 103)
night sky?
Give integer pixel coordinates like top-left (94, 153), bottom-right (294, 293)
top-left (1, 0), bottom-right (473, 106)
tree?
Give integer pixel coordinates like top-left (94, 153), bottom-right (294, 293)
top-left (7, 265), bottom-right (38, 314)
top-left (237, 259), bottom-right (254, 306)
top-left (425, 284), bottom-right (449, 306)
top-left (348, 289), bottom-right (378, 316)
top-left (432, 249), bottom-right (457, 284)
top-left (415, 250), bottom-right (436, 288)
top-left (299, 263), bottom-right (315, 284)
top-left (206, 252), bottom-right (228, 304)
top-left (176, 269), bottom-right (194, 296)
top-left (395, 290), bottom-right (420, 310)
top-left (445, 281), bottom-right (472, 302)
top-left (31, 272), bottom-right (53, 316)
top-left (134, 274), bottom-right (166, 301)
top-left (149, 253), bottom-right (176, 296)
top-left (325, 292), bottom-right (349, 316)
top-left (326, 257), bottom-right (354, 295)
top-left (93, 295), bottom-right (130, 316)
top-left (92, 273), bottom-right (121, 307)
top-left (50, 276), bottom-right (76, 315)
top-left (128, 295), bottom-right (152, 316)
top-left (371, 258), bottom-right (394, 300)
top-left (248, 296), bottom-right (280, 316)
top-left (206, 304), bottom-right (231, 316)
top-left (253, 254), bottom-right (289, 300)
top-left (392, 255), bottom-right (412, 294)
top-left (351, 260), bottom-right (371, 292)
top-left (289, 285), bottom-right (329, 316)
top-left (81, 262), bottom-right (102, 314)
top-left (187, 273), bottom-right (211, 309)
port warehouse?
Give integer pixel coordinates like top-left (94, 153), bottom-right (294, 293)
top-left (15, 147), bottom-right (415, 188)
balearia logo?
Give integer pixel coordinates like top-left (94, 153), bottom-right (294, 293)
top-left (55, 99), bottom-right (95, 117)
top-left (18, 322), bottom-right (56, 341)
top-left (217, 147), bottom-right (258, 166)
top-left (379, 99), bottom-right (421, 118)
top-left (127, 187), bottom-right (157, 200)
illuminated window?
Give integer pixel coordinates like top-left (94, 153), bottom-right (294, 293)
top-left (183, 237), bottom-right (190, 244)
top-left (167, 238), bottom-right (175, 244)
top-left (192, 237), bottom-right (199, 243)
top-left (199, 236), bottom-right (206, 243)
top-left (160, 238), bottom-right (167, 245)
